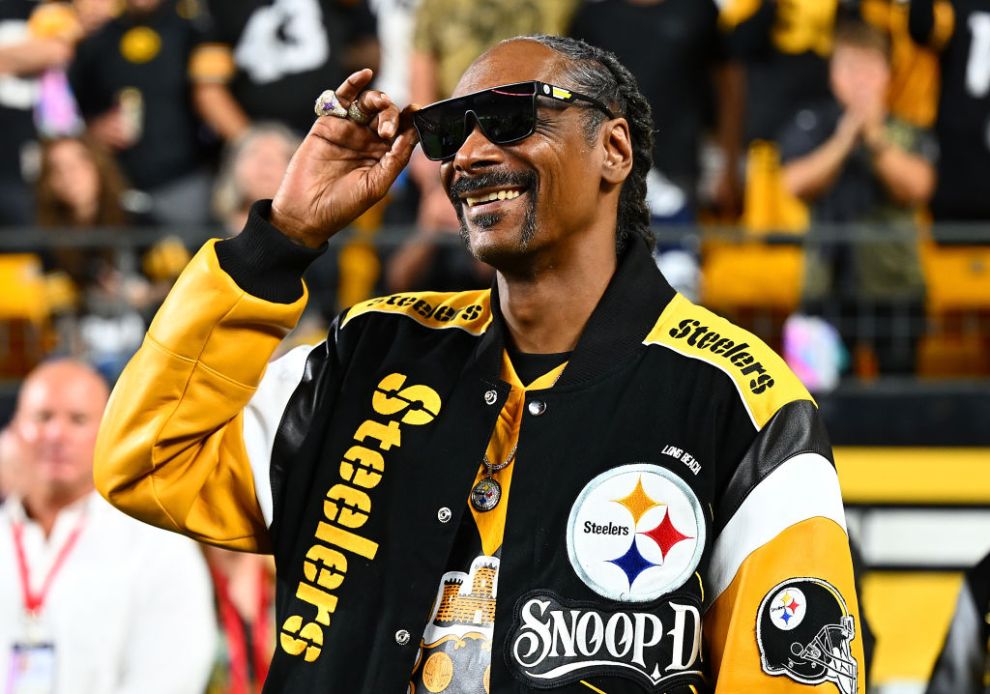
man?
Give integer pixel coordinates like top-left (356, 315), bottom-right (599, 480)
top-left (69, 0), bottom-right (212, 226)
top-left (95, 36), bottom-right (865, 692)
top-left (0, 359), bottom-right (217, 693)
top-left (780, 19), bottom-right (935, 375)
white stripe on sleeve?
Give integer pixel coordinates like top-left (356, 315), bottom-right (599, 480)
top-left (242, 345), bottom-right (315, 527)
top-left (705, 452), bottom-right (847, 609)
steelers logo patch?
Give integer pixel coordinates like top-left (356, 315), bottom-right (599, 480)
top-left (566, 464), bottom-right (705, 602)
top-left (767, 585), bottom-right (807, 631)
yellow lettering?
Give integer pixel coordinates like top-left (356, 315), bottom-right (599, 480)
top-left (296, 581), bottom-right (338, 626)
top-left (354, 419), bottom-right (402, 450)
top-left (372, 373), bottom-right (442, 425)
top-left (316, 520), bottom-right (379, 560)
top-left (280, 615), bottom-right (324, 662)
top-left (339, 445), bottom-right (385, 489)
top-left (304, 544), bottom-right (348, 591)
top-left (324, 483), bottom-right (372, 528)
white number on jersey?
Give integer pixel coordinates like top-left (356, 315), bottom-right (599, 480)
top-left (966, 11), bottom-right (990, 98)
top-left (233, 0), bottom-right (329, 85)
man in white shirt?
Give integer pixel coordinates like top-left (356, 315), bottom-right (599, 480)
top-left (0, 359), bottom-right (217, 694)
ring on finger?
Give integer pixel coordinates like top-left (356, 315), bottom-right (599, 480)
top-left (315, 89), bottom-right (347, 118)
top-left (347, 100), bottom-right (371, 125)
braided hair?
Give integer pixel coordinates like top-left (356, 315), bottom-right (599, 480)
top-left (520, 34), bottom-right (655, 253)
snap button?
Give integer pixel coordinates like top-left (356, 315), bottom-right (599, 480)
top-left (437, 507), bottom-right (452, 523)
top-left (484, 389), bottom-right (498, 405)
top-left (395, 629), bottom-right (410, 646)
top-left (528, 400), bottom-right (547, 416)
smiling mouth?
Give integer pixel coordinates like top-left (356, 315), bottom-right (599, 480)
top-left (463, 187), bottom-right (526, 208)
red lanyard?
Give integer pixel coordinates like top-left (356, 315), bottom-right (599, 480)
top-left (11, 510), bottom-right (88, 616)
top-left (209, 562), bottom-right (272, 694)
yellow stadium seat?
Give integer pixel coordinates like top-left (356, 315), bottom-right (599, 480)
top-left (0, 254), bottom-right (54, 377)
top-left (701, 241), bottom-right (805, 312)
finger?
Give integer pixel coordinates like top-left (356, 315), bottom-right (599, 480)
top-left (354, 90), bottom-right (400, 139)
top-left (335, 69), bottom-right (374, 104)
top-left (375, 121), bottom-right (419, 184)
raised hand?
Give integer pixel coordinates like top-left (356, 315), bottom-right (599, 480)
top-left (271, 69), bottom-right (419, 248)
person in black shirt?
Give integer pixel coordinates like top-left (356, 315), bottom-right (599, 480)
top-left (70, 0), bottom-right (212, 226)
top-left (910, 0), bottom-right (990, 223)
top-left (780, 19), bottom-right (936, 374)
top-left (190, 0), bottom-right (379, 141)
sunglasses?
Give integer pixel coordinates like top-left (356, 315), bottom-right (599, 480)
top-left (412, 81), bottom-right (616, 161)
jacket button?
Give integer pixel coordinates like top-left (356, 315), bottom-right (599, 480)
top-left (437, 507), bottom-right (452, 523)
top-left (484, 389), bottom-right (498, 405)
top-left (528, 400), bottom-right (547, 416)
top-left (395, 629), bottom-right (410, 646)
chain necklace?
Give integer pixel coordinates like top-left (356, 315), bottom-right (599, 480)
top-left (470, 443), bottom-right (518, 512)
top-left (470, 366), bottom-right (564, 513)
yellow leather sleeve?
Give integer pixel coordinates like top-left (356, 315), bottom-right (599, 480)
top-left (704, 518), bottom-right (866, 693)
top-left (94, 240), bottom-right (307, 552)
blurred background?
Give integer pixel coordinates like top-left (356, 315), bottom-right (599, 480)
top-left (0, 0), bottom-right (988, 692)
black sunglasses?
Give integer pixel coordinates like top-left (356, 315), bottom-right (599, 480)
top-left (412, 81), bottom-right (616, 161)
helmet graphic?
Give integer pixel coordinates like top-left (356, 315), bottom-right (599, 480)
top-left (756, 578), bottom-right (858, 694)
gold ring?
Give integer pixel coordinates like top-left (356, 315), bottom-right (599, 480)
top-left (347, 100), bottom-right (371, 125)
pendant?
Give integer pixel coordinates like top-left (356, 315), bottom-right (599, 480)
top-left (470, 477), bottom-right (502, 512)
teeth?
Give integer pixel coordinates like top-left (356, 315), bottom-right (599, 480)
top-left (465, 189), bottom-right (522, 206)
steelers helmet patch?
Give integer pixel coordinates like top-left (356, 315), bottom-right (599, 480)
top-left (756, 577), bottom-right (858, 694)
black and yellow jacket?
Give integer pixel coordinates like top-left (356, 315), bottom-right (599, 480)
top-left (95, 203), bottom-right (865, 694)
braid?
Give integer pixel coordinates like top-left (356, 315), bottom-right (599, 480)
top-left (520, 35), bottom-right (655, 254)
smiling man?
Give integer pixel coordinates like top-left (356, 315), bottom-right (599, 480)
top-left (95, 36), bottom-right (865, 693)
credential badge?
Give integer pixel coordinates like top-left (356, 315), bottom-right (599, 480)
top-left (567, 464), bottom-right (705, 602)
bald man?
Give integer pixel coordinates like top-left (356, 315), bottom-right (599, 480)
top-left (0, 360), bottom-right (217, 694)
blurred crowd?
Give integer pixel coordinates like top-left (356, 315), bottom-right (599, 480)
top-left (0, 1), bottom-right (989, 692)
top-left (1, 0), bottom-right (989, 385)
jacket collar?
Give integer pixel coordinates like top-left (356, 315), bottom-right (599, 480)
top-left (478, 240), bottom-right (676, 387)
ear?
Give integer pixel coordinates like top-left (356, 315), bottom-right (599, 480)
top-left (600, 117), bottom-right (633, 185)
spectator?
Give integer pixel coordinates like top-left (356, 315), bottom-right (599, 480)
top-left (0, 0), bottom-right (80, 225)
top-left (780, 19), bottom-right (936, 374)
top-left (190, 0), bottom-right (379, 141)
top-left (202, 546), bottom-right (275, 694)
top-left (69, 0), bottom-right (213, 226)
top-left (910, 0), bottom-right (990, 223)
top-left (0, 359), bottom-right (216, 693)
top-left (721, 0), bottom-right (850, 230)
top-left (36, 135), bottom-right (130, 229)
top-left (925, 550), bottom-right (990, 694)
top-left (213, 123), bottom-right (300, 234)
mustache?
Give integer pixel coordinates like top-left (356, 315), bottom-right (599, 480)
top-left (447, 170), bottom-right (537, 205)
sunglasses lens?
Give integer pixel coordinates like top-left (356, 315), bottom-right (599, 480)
top-left (414, 83), bottom-right (537, 160)
top-left (474, 88), bottom-right (536, 145)
top-left (414, 100), bottom-right (469, 161)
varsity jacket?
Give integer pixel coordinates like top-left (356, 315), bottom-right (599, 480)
top-left (95, 202), bottom-right (866, 694)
